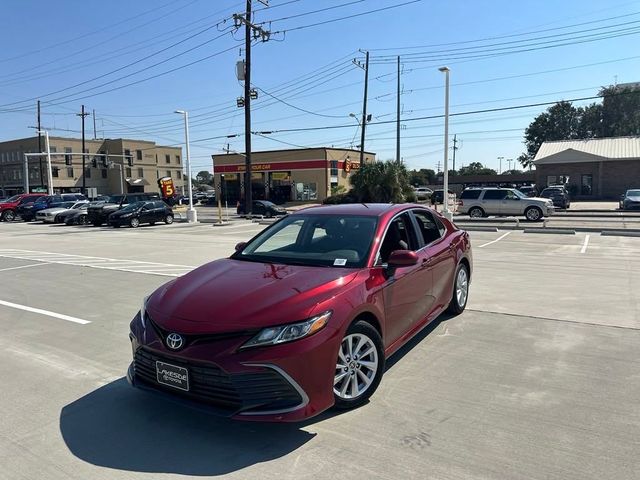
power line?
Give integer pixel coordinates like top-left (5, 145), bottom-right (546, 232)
top-left (256, 0), bottom-right (366, 24)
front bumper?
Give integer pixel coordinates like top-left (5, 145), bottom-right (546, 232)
top-left (128, 312), bottom-right (340, 422)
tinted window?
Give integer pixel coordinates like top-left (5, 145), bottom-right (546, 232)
top-left (482, 190), bottom-right (507, 200)
top-left (460, 190), bottom-right (482, 200)
top-left (378, 213), bottom-right (418, 264)
top-left (412, 209), bottom-right (444, 245)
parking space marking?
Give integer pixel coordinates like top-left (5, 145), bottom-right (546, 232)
top-left (477, 231), bottom-right (512, 248)
top-left (0, 299), bottom-right (90, 325)
top-left (0, 263), bottom-right (45, 272)
top-left (580, 234), bottom-right (590, 254)
top-left (0, 249), bottom-right (196, 277)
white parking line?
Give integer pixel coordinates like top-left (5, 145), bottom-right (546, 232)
top-left (477, 231), bottom-right (512, 248)
top-left (0, 299), bottom-right (90, 325)
top-left (0, 263), bottom-right (45, 272)
top-left (580, 235), bottom-right (590, 254)
top-left (0, 249), bottom-right (195, 277)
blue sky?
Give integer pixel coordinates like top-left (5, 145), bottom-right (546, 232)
top-left (2, 0), bottom-right (640, 173)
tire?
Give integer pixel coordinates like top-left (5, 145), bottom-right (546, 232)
top-left (78, 215), bottom-right (88, 225)
top-left (2, 210), bottom-right (16, 222)
top-left (469, 207), bottom-right (484, 218)
top-left (447, 263), bottom-right (469, 315)
top-left (164, 214), bottom-right (174, 225)
top-left (129, 217), bottom-right (140, 228)
top-left (524, 206), bottom-right (543, 222)
top-left (333, 320), bottom-right (385, 410)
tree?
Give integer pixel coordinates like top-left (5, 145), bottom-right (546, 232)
top-left (195, 170), bottom-right (213, 186)
top-left (501, 169), bottom-right (523, 175)
top-left (600, 85), bottom-right (640, 137)
top-left (457, 162), bottom-right (497, 176)
top-left (349, 160), bottom-right (416, 203)
top-left (408, 168), bottom-right (436, 186)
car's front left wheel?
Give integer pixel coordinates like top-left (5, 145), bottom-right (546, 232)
top-left (333, 320), bottom-right (385, 410)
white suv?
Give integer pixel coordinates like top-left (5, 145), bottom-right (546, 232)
top-left (458, 188), bottom-right (555, 221)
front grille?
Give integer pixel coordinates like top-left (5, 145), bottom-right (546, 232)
top-left (133, 348), bottom-right (303, 414)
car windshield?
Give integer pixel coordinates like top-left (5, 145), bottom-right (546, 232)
top-left (626, 190), bottom-right (640, 196)
top-left (72, 202), bottom-right (87, 209)
top-left (235, 214), bottom-right (378, 268)
top-left (120, 201), bottom-right (146, 212)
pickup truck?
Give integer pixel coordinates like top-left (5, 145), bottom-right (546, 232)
top-left (0, 193), bottom-right (47, 221)
top-left (87, 193), bottom-right (160, 226)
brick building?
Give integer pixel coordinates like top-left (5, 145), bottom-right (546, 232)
top-left (533, 137), bottom-right (640, 199)
top-left (0, 136), bottom-right (184, 197)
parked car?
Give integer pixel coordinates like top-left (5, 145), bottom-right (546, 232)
top-left (430, 189), bottom-right (455, 205)
top-left (0, 193), bottom-right (47, 221)
top-left (620, 189), bottom-right (640, 210)
top-left (35, 200), bottom-right (88, 223)
top-left (237, 200), bottom-right (287, 217)
top-left (87, 193), bottom-right (160, 226)
top-left (458, 187), bottom-right (554, 221)
top-left (540, 186), bottom-right (570, 209)
top-left (108, 200), bottom-right (174, 228)
top-left (517, 185), bottom-right (539, 197)
top-left (56, 202), bottom-right (90, 224)
top-left (64, 207), bottom-right (91, 225)
top-left (17, 193), bottom-right (86, 221)
top-left (413, 187), bottom-right (433, 200)
top-left (127, 204), bottom-right (472, 421)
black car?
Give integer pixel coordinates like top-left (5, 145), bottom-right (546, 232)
top-left (87, 193), bottom-right (159, 226)
top-left (236, 200), bottom-right (287, 217)
top-left (517, 185), bottom-right (539, 197)
top-left (430, 189), bottom-right (455, 205)
top-left (107, 200), bottom-right (174, 228)
top-left (540, 187), bottom-right (570, 209)
top-left (620, 189), bottom-right (640, 210)
top-left (17, 193), bottom-right (87, 221)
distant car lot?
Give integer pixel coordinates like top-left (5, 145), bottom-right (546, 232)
top-left (0, 221), bottom-right (638, 479)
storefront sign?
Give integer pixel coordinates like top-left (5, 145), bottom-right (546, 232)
top-left (157, 176), bottom-right (175, 199)
top-left (215, 160), bottom-right (327, 173)
top-left (251, 172), bottom-right (263, 180)
top-left (271, 172), bottom-right (289, 180)
top-left (223, 173), bottom-right (238, 181)
top-left (343, 159), bottom-right (361, 173)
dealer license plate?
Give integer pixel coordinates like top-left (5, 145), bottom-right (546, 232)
top-left (156, 361), bottom-right (189, 391)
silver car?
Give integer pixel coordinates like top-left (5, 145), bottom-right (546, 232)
top-left (458, 188), bottom-right (555, 221)
top-left (36, 201), bottom-right (89, 223)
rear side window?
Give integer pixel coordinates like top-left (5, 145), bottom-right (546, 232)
top-left (412, 209), bottom-right (445, 245)
top-left (482, 190), bottom-right (507, 200)
top-left (460, 190), bottom-right (481, 200)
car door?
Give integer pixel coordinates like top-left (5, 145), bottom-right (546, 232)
top-left (411, 208), bottom-right (455, 316)
top-left (155, 201), bottom-right (167, 221)
top-left (480, 189), bottom-right (507, 215)
top-left (501, 190), bottom-right (522, 215)
top-left (139, 203), bottom-right (153, 223)
top-left (378, 212), bottom-right (432, 348)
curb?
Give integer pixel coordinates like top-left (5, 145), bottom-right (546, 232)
top-left (524, 228), bottom-right (576, 235)
top-left (463, 226), bottom-right (499, 232)
top-left (601, 230), bottom-right (640, 237)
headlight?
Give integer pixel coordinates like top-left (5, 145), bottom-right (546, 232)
top-left (241, 311), bottom-right (332, 349)
top-left (140, 295), bottom-right (150, 329)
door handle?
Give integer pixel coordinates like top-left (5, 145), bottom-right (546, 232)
top-left (422, 257), bottom-right (432, 265)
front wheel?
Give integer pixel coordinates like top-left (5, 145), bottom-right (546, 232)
top-left (78, 215), bottom-right (88, 225)
top-left (469, 207), bottom-right (484, 218)
top-left (164, 214), bottom-right (174, 225)
top-left (129, 217), bottom-right (140, 228)
top-left (2, 210), bottom-right (16, 221)
top-left (333, 321), bottom-right (385, 410)
top-left (447, 263), bottom-right (469, 314)
top-left (525, 206), bottom-right (543, 221)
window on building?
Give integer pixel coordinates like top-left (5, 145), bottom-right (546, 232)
top-left (126, 167), bottom-right (132, 178)
top-left (295, 182), bottom-right (317, 201)
top-left (101, 169), bottom-right (108, 179)
top-left (165, 154), bottom-right (170, 164)
top-left (330, 160), bottom-right (338, 176)
top-left (125, 149), bottom-right (133, 166)
top-left (84, 148), bottom-right (89, 154)
top-left (175, 155), bottom-right (180, 164)
top-left (65, 147), bottom-right (72, 165)
top-left (177, 171), bottom-right (182, 180)
top-left (137, 167), bottom-right (144, 178)
top-left (85, 168), bottom-right (91, 178)
top-left (52, 167), bottom-right (59, 178)
top-left (166, 170), bottom-right (171, 178)
top-left (581, 174), bottom-right (593, 196)
top-left (136, 150), bottom-right (143, 160)
top-left (67, 167), bottom-right (74, 178)
top-left (50, 146), bottom-right (57, 153)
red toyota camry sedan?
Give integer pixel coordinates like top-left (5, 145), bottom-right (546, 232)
top-left (128, 203), bottom-right (472, 422)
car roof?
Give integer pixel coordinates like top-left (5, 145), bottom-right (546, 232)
top-left (292, 203), bottom-right (409, 216)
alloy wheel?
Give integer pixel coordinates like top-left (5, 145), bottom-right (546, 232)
top-left (334, 333), bottom-right (379, 400)
top-left (3, 210), bottom-right (15, 221)
top-left (456, 267), bottom-right (469, 308)
top-left (165, 215), bottom-right (173, 224)
top-left (526, 207), bottom-right (541, 221)
top-left (130, 218), bottom-right (140, 228)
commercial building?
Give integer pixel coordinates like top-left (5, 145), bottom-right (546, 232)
top-left (533, 137), bottom-right (640, 199)
top-left (0, 136), bottom-right (184, 196)
top-left (212, 147), bottom-right (376, 204)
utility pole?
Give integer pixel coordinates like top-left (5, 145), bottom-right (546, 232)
top-left (452, 134), bottom-right (458, 176)
top-left (359, 51), bottom-right (369, 165)
top-left (37, 100), bottom-right (43, 189)
top-left (92, 109), bottom-right (97, 139)
top-left (396, 55), bottom-right (401, 164)
top-left (233, 0), bottom-right (270, 216)
top-left (77, 105), bottom-right (90, 195)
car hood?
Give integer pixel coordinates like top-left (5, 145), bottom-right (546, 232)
top-left (147, 258), bottom-right (360, 334)
top-left (38, 207), bottom-right (67, 215)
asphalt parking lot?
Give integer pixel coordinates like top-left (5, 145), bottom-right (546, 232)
top-left (0, 221), bottom-right (638, 480)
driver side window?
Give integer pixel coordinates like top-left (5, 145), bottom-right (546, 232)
top-left (377, 213), bottom-right (418, 265)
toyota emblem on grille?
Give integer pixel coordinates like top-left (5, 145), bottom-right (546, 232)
top-left (166, 333), bottom-right (184, 350)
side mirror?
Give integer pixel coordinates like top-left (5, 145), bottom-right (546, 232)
top-left (387, 250), bottom-right (419, 268)
top-left (235, 242), bottom-right (247, 252)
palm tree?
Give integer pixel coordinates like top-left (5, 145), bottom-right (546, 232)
top-left (350, 161), bottom-right (415, 203)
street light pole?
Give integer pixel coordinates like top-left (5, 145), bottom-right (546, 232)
top-left (438, 66), bottom-right (452, 220)
top-left (36, 129), bottom-right (54, 195)
top-left (175, 110), bottom-right (197, 223)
